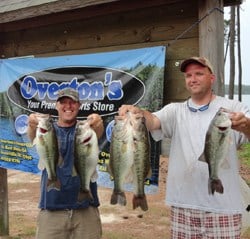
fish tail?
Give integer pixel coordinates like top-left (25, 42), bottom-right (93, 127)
top-left (110, 191), bottom-right (126, 206)
top-left (132, 194), bottom-right (148, 211)
top-left (47, 178), bottom-right (61, 191)
top-left (77, 190), bottom-right (94, 202)
top-left (209, 179), bottom-right (224, 194)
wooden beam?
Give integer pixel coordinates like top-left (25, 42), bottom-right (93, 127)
top-left (0, 0), bottom-right (242, 27)
top-left (198, 0), bottom-right (224, 96)
top-left (224, 0), bottom-right (242, 7)
top-left (0, 168), bottom-right (9, 236)
top-left (0, 0), bottom-right (118, 23)
top-left (0, 2), bottom-right (198, 58)
top-left (0, 0), bottom-right (184, 32)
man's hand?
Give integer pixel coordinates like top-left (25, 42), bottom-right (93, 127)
top-left (118, 104), bottom-right (143, 116)
top-left (87, 114), bottom-right (104, 138)
top-left (27, 113), bottom-right (39, 141)
top-left (230, 112), bottom-right (250, 138)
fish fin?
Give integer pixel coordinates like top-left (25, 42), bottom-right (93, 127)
top-left (90, 170), bottom-right (98, 182)
top-left (145, 167), bottom-right (152, 179)
top-left (77, 190), bottom-right (93, 202)
top-left (209, 179), bottom-right (224, 195)
top-left (110, 191), bottom-right (126, 206)
top-left (198, 153), bottom-right (207, 163)
top-left (47, 179), bottom-right (61, 192)
top-left (124, 170), bottom-right (134, 183)
top-left (71, 165), bottom-right (78, 177)
top-left (38, 159), bottom-right (45, 170)
top-left (132, 194), bottom-right (148, 211)
top-left (57, 154), bottom-right (64, 168)
top-left (32, 137), bottom-right (37, 146)
top-left (106, 163), bottom-right (112, 176)
top-left (220, 158), bottom-right (230, 169)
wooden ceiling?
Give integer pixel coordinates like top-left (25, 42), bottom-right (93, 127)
top-left (0, 0), bottom-right (243, 32)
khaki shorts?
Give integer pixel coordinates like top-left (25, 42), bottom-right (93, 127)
top-left (36, 207), bottom-right (102, 239)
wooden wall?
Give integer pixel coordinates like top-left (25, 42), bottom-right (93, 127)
top-left (0, 1), bottom-right (199, 104)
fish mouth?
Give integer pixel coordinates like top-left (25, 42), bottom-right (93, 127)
top-left (82, 135), bottom-right (92, 144)
top-left (39, 127), bottom-right (48, 134)
top-left (217, 126), bottom-right (228, 131)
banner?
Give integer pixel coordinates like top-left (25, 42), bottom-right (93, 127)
top-left (0, 46), bottom-right (166, 193)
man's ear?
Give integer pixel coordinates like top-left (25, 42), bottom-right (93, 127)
top-left (211, 74), bottom-right (216, 84)
top-left (55, 101), bottom-right (59, 111)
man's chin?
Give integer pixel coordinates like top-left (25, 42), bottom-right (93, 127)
top-left (190, 89), bottom-right (202, 95)
top-left (63, 117), bottom-right (77, 124)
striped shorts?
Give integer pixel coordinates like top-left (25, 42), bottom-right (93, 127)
top-left (171, 206), bottom-right (242, 239)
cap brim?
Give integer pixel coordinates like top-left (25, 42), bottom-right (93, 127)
top-left (57, 95), bottom-right (79, 102)
top-left (180, 59), bottom-right (206, 72)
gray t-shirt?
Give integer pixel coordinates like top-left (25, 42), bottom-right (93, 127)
top-left (151, 96), bottom-right (250, 213)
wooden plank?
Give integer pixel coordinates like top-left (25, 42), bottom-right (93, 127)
top-left (0, 0), bottom-right (242, 21)
top-left (224, 0), bottom-right (242, 6)
top-left (0, 0), bottom-right (58, 11)
top-left (1, 2), bottom-right (197, 57)
top-left (199, 0), bottom-right (224, 95)
top-left (0, 168), bottom-right (9, 236)
top-left (0, 0), bottom-right (186, 32)
top-left (0, 0), bottom-right (118, 22)
top-left (0, 0), bottom-right (183, 25)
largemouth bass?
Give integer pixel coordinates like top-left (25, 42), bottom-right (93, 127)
top-left (199, 107), bottom-right (232, 195)
top-left (109, 112), bottom-right (151, 211)
top-left (74, 120), bottom-right (99, 202)
top-left (35, 114), bottom-right (61, 191)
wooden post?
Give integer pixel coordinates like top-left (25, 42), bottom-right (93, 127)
top-left (199, 0), bottom-right (225, 96)
top-left (0, 168), bottom-right (9, 236)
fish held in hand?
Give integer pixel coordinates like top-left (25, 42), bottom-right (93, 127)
top-left (74, 120), bottom-right (99, 202)
top-left (199, 107), bottom-right (232, 195)
top-left (131, 113), bottom-right (151, 211)
top-left (35, 114), bottom-right (61, 191)
top-left (109, 112), bottom-right (151, 211)
top-left (109, 115), bottom-right (133, 207)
